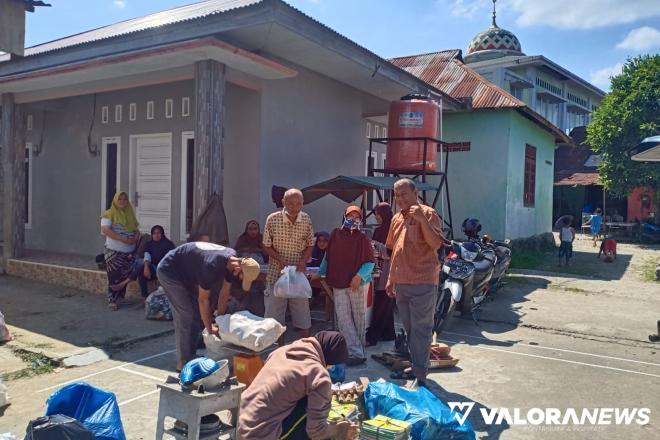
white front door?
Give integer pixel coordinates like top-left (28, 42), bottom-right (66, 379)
top-left (134, 134), bottom-right (172, 235)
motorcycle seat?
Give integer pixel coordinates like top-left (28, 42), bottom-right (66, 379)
top-left (472, 258), bottom-right (493, 273)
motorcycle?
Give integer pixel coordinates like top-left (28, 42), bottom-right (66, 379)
top-left (433, 240), bottom-right (496, 333)
top-left (481, 235), bottom-right (512, 291)
top-left (461, 218), bottom-right (512, 292)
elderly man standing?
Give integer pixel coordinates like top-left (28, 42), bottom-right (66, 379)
top-left (386, 178), bottom-right (444, 387)
top-left (263, 188), bottom-right (314, 345)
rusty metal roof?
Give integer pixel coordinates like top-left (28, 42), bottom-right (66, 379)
top-left (390, 49), bottom-right (571, 143)
top-left (390, 50), bottom-right (525, 109)
top-left (21, 0), bottom-right (263, 56)
top-left (554, 134), bottom-right (601, 186)
top-left (554, 172), bottom-right (600, 186)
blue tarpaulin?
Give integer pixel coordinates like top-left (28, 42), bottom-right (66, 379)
top-left (45, 382), bottom-right (126, 440)
top-left (363, 381), bottom-right (476, 440)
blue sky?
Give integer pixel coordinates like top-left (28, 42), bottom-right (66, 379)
top-left (24, 0), bottom-right (660, 91)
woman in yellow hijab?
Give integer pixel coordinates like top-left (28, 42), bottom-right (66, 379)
top-left (100, 192), bottom-right (140, 310)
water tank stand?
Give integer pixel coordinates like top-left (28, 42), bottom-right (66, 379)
top-left (368, 136), bottom-right (454, 239)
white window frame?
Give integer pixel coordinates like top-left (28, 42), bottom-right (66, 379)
top-left (101, 136), bottom-right (121, 213)
top-left (383, 127), bottom-right (387, 138)
top-left (146, 101), bottom-right (155, 120)
top-left (27, 114), bottom-right (33, 131)
top-left (101, 106), bottom-right (109, 124)
top-left (24, 143), bottom-right (33, 229)
top-left (366, 122), bottom-right (371, 138)
top-left (381, 152), bottom-right (387, 170)
top-left (165, 98), bottom-right (174, 119)
top-left (182, 97), bottom-right (191, 117)
top-left (115, 104), bottom-right (122, 123)
top-left (180, 131), bottom-right (195, 240)
top-left (129, 103), bottom-right (137, 121)
top-left (365, 150), bottom-right (378, 174)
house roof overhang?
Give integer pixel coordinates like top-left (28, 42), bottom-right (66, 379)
top-left (0, 0), bottom-right (462, 108)
top-left (468, 55), bottom-right (606, 98)
top-left (554, 171), bottom-right (601, 186)
top-left (0, 37), bottom-right (298, 102)
top-left (629, 135), bottom-right (660, 162)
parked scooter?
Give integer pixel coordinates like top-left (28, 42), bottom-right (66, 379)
top-left (433, 240), bottom-right (496, 333)
top-left (482, 235), bottom-right (512, 291)
top-left (462, 218), bottom-right (511, 291)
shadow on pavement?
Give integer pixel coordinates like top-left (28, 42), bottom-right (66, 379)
top-left (425, 380), bottom-right (511, 439)
top-left (435, 275), bottom-right (550, 348)
top-left (0, 275), bottom-right (172, 365)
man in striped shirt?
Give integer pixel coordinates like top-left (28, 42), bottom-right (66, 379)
top-left (386, 178), bottom-right (445, 387)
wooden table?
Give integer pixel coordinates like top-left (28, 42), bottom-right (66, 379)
top-left (605, 222), bottom-right (637, 238)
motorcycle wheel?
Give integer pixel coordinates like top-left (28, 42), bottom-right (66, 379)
top-left (434, 288), bottom-right (458, 334)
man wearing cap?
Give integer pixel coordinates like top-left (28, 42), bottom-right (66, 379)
top-left (263, 188), bottom-right (315, 345)
top-left (318, 205), bottom-right (375, 365)
top-left (157, 242), bottom-right (260, 370)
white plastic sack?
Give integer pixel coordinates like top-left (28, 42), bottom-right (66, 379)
top-left (0, 378), bottom-right (9, 409)
top-left (0, 434), bottom-right (18, 440)
top-left (273, 266), bottom-right (312, 299)
top-left (0, 309), bottom-right (11, 343)
top-left (209, 311), bottom-right (286, 352)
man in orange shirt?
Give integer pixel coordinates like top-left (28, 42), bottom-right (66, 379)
top-left (386, 179), bottom-right (445, 387)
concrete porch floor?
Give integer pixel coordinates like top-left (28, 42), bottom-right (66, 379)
top-left (17, 249), bottom-right (99, 271)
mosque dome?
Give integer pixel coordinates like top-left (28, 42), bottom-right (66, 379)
top-left (464, 0), bottom-right (525, 63)
top-left (467, 26), bottom-right (523, 56)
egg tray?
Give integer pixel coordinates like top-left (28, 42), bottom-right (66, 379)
top-left (332, 383), bottom-right (364, 404)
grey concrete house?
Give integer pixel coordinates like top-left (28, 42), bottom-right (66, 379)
top-left (0, 0), bottom-right (462, 272)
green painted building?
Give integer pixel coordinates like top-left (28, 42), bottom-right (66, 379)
top-left (391, 50), bottom-right (569, 240)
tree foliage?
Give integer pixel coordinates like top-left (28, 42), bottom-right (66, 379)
top-left (587, 55), bottom-right (660, 197)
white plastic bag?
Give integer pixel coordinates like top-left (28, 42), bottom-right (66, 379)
top-left (0, 434), bottom-right (18, 440)
top-left (273, 266), bottom-right (312, 299)
top-left (0, 378), bottom-right (9, 409)
top-left (0, 309), bottom-right (11, 343)
top-left (207, 311), bottom-right (286, 352)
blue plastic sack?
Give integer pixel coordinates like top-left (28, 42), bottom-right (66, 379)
top-left (363, 381), bottom-right (476, 440)
top-left (45, 382), bottom-right (126, 440)
top-left (328, 364), bottom-right (346, 383)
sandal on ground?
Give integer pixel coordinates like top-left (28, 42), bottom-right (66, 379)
top-left (108, 302), bottom-right (118, 311)
top-left (390, 369), bottom-right (415, 380)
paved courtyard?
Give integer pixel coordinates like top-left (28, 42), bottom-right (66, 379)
top-left (0, 235), bottom-right (658, 439)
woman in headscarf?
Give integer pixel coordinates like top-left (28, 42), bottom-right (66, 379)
top-left (100, 192), bottom-right (140, 311)
top-left (366, 202), bottom-right (395, 346)
top-left (233, 220), bottom-right (267, 317)
top-left (309, 232), bottom-right (330, 267)
top-left (235, 220), bottom-right (267, 263)
top-left (135, 225), bottom-right (175, 297)
top-left (237, 331), bottom-right (357, 440)
top-left (318, 206), bottom-right (375, 366)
